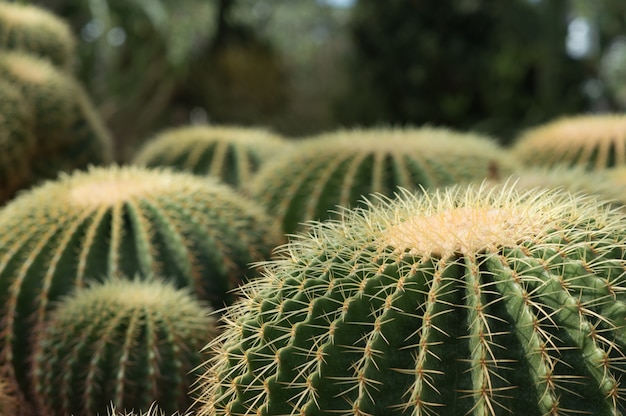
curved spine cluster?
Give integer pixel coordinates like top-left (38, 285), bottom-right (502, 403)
top-left (0, 165), bottom-right (282, 398)
top-left (133, 125), bottom-right (288, 188)
top-left (512, 114), bottom-right (626, 170)
top-left (30, 278), bottom-right (216, 416)
top-left (196, 183), bottom-right (626, 415)
top-left (246, 127), bottom-right (520, 234)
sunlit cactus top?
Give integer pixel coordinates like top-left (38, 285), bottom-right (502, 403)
top-left (512, 114), bottom-right (626, 170)
top-left (196, 183), bottom-right (626, 416)
top-left (133, 125), bottom-right (287, 188)
top-left (0, 2), bottom-right (76, 71)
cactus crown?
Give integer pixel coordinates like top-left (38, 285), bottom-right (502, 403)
top-left (196, 183), bottom-right (626, 415)
top-left (513, 114), bottom-right (626, 169)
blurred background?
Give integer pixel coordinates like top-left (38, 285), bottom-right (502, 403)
top-left (30, 0), bottom-right (626, 160)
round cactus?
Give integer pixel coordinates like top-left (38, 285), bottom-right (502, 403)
top-left (0, 79), bottom-right (36, 205)
top-left (0, 52), bottom-right (113, 181)
top-left (245, 127), bottom-right (520, 234)
top-left (196, 184), bottom-right (626, 415)
top-left (512, 114), bottom-right (626, 170)
top-left (0, 2), bottom-right (76, 71)
top-left (0, 165), bottom-right (282, 398)
top-left (30, 278), bottom-right (217, 416)
top-left (133, 125), bottom-right (288, 188)
top-left (492, 165), bottom-right (626, 210)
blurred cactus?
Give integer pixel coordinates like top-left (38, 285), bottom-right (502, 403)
top-left (31, 278), bottom-right (217, 416)
top-left (0, 2), bottom-right (76, 71)
top-left (0, 165), bottom-right (282, 400)
top-left (0, 79), bottom-right (36, 205)
top-left (246, 126), bottom-right (519, 234)
top-left (133, 125), bottom-right (287, 188)
top-left (0, 52), bottom-right (113, 185)
top-left (512, 114), bottom-right (626, 170)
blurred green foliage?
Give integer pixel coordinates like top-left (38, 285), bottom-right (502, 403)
top-left (16, 0), bottom-right (626, 155)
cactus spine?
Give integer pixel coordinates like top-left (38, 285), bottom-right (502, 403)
top-left (512, 114), bottom-right (626, 170)
top-left (0, 165), bottom-right (282, 399)
top-left (0, 2), bottom-right (76, 71)
top-left (31, 278), bottom-right (217, 416)
top-left (133, 125), bottom-right (288, 188)
top-left (246, 127), bottom-right (520, 234)
top-left (196, 184), bottom-right (626, 415)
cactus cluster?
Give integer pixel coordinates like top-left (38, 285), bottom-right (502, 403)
top-left (31, 278), bottom-right (217, 416)
top-left (0, 165), bottom-right (282, 398)
top-left (0, 2), bottom-right (76, 71)
top-left (133, 125), bottom-right (287, 188)
top-left (246, 127), bottom-right (520, 234)
top-left (196, 183), bottom-right (626, 415)
top-left (512, 114), bottom-right (626, 170)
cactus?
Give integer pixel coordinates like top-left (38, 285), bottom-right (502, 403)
top-left (30, 278), bottom-right (217, 416)
top-left (512, 114), bottom-right (626, 170)
top-left (492, 165), bottom-right (626, 210)
top-left (0, 2), bottom-right (76, 71)
top-left (0, 165), bottom-right (282, 400)
top-left (245, 127), bottom-right (520, 234)
top-left (0, 376), bottom-right (17, 416)
top-left (107, 403), bottom-right (192, 416)
top-left (0, 79), bottom-right (36, 205)
top-left (133, 125), bottom-right (288, 188)
top-left (0, 52), bottom-right (113, 182)
top-left (196, 183), bottom-right (626, 415)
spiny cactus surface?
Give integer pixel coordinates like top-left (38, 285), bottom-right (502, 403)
top-left (31, 278), bottom-right (216, 416)
top-left (246, 127), bottom-right (519, 234)
top-left (0, 2), bottom-right (76, 71)
top-left (0, 52), bottom-right (113, 181)
top-left (133, 125), bottom-right (287, 188)
top-left (196, 184), bottom-right (626, 415)
top-left (512, 114), bottom-right (626, 170)
top-left (0, 165), bottom-right (281, 399)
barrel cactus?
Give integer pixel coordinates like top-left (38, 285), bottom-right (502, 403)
top-left (0, 165), bottom-right (282, 398)
top-left (0, 52), bottom-right (113, 181)
top-left (30, 278), bottom-right (217, 416)
top-left (0, 2), bottom-right (76, 71)
top-left (196, 183), bottom-right (626, 415)
top-left (0, 79), bottom-right (36, 205)
top-left (133, 125), bottom-right (288, 188)
top-left (246, 127), bottom-right (520, 234)
top-left (512, 114), bottom-right (626, 170)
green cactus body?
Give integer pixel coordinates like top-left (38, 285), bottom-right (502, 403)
top-left (246, 127), bottom-right (519, 234)
top-left (196, 184), bottom-right (626, 415)
top-left (133, 125), bottom-right (287, 188)
top-left (0, 166), bottom-right (282, 398)
top-left (0, 52), bottom-right (113, 181)
top-left (0, 80), bottom-right (36, 205)
top-left (512, 114), bottom-right (626, 170)
top-left (31, 278), bottom-right (217, 416)
top-left (0, 2), bottom-right (76, 71)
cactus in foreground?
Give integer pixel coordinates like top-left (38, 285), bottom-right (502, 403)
top-left (512, 114), bottom-right (626, 170)
top-left (31, 278), bottom-right (217, 416)
top-left (196, 183), bottom-right (626, 415)
top-left (0, 52), bottom-right (113, 181)
top-left (107, 403), bottom-right (192, 416)
top-left (0, 79), bottom-right (36, 205)
top-left (0, 165), bottom-right (282, 399)
top-left (0, 2), bottom-right (76, 71)
top-left (133, 125), bottom-right (287, 188)
top-left (246, 127), bottom-right (520, 234)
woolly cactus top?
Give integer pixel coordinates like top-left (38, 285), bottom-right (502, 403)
top-left (513, 114), bottom-right (626, 169)
top-left (0, 51), bottom-right (66, 86)
top-left (196, 184), bottom-right (626, 415)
